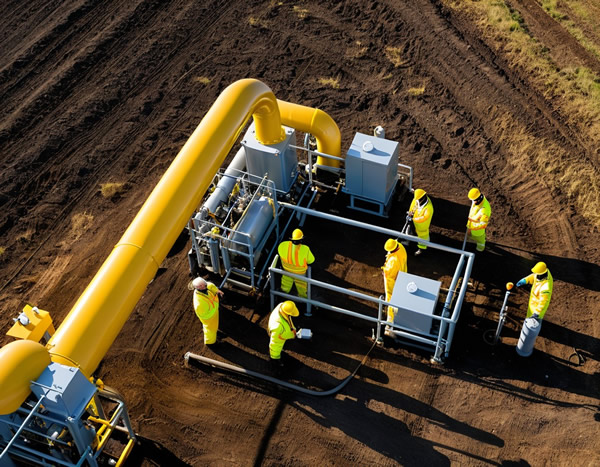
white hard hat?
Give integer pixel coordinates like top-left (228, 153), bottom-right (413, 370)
top-left (191, 277), bottom-right (207, 290)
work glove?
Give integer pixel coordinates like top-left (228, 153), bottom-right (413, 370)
top-left (296, 328), bottom-right (303, 339)
top-left (516, 279), bottom-right (526, 287)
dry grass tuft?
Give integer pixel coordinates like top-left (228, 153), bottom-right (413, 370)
top-left (194, 76), bottom-right (211, 85)
top-left (442, 0), bottom-right (600, 228)
top-left (293, 6), bottom-right (309, 20)
top-left (407, 86), bottom-right (426, 96)
top-left (318, 77), bottom-right (340, 89)
top-left (0, 246), bottom-right (5, 256)
top-left (346, 41), bottom-right (368, 59)
top-left (71, 212), bottom-right (94, 241)
top-left (100, 182), bottom-right (126, 198)
top-left (385, 46), bottom-right (409, 67)
top-left (248, 16), bottom-right (268, 28)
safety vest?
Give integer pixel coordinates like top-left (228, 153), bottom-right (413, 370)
top-left (409, 197), bottom-right (434, 225)
top-left (278, 241), bottom-right (315, 274)
top-left (193, 283), bottom-right (220, 320)
top-left (382, 247), bottom-right (407, 280)
top-left (525, 270), bottom-right (553, 319)
top-left (467, 197), bottom-right (491, 231)
top-left (268, 305), bottom-right (296, 340)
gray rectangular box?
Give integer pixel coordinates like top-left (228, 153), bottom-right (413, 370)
top-left (390, 271), bottom-right (441, 335)
top-left (344, 132), bottom-right (399, 203)
top-left (242, 122), bottom-right (297, 192)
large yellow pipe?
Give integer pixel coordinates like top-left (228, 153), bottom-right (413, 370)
top-left (277, 100), bottom-right (341, 166)
top-left (0, 79), bottom-right (341, 415)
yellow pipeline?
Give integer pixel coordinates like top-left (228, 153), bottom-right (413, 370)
top-left (277, 100), bottom-right (341, 167)
top-left (0, 79), bottom-right (341, 415)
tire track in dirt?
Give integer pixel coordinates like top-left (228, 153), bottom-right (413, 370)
top-left (398, 0), bottom-right (591, 256)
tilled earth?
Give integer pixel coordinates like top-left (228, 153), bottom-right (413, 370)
top-left (0, 1), bottom-right (599, 465)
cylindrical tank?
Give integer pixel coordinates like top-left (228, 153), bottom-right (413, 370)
top-left (516, 317), bottom-right (542, 357)
top-left (228, 196), bottom-right (274, 256)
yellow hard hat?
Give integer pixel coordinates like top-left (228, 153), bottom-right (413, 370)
top-left (281, 300), bottom-right (299, 317)
top-left (531, 262), bottom-right (547, 275)
top-left (384, 238), bottom-right (398, 252)
top-left (414, 188), bottom-right (426, 199)
top-left (468, 188), bottom-right (481, 200)
top-left (291, 229), bottom-right (304, 241)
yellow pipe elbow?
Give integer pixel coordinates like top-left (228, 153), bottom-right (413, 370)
top-left (277, 100), bottom-right (341, 167)
top-left (0, 340), bottom-right (50, 415)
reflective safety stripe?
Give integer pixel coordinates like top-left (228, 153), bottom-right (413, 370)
top-left (281, 242), bottom-right (308, 273)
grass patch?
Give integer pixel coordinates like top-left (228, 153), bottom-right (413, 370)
top-left (0, 246), bottom-right (5, 256)
top-left (318, 77), bottom-right (340, 89)
top-left (442, 0), bottom-right (600, 228)
top-left (385, 46), bottom-right (409, 67)
top-left (100, 182), bottom-right (126, 198)
top-left (71, 212), bottom-right (94, 240)
top-left (248, 16), bottom-right (268, 28)
top-left (346, 41), bottom-right (368, 59)
top-left (194, 76), bottom-right (211, 85)
top-left (407, 85), bottom-right (426, 96)
top-left (293, 6), bottom-right (309, 20)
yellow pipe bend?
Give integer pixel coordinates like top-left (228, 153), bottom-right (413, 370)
top-left (0, 79), bottom-right (341, 415)
top-left (277, 100), bottom-right (341, 167)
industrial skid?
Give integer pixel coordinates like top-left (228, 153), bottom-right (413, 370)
top-left (0, 80), bottom-right (474, 465)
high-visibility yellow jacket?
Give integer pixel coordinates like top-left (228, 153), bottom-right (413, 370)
top-left (268, 304), bottom-right (296, 359)
top-left (524, 270), bottom-right (553, 319)
top-left (409, 197), bottom-right (434, 229)
top-left (278, 241), bottom-right (315, 275)
top-left (193, 282), bottom-right (220, 321)
top-left (382, 247), bottom-right (408, 281)
top-left (467, 197), bottom-right (491, 231)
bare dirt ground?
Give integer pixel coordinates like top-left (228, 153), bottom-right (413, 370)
top-left (1, 0), bottom-right (599, 465)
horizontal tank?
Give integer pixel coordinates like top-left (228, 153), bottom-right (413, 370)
top-left (228, 196), bottom-right (274, 254)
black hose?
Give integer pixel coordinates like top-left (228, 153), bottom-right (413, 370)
top-left (185, 340), bottom-right (378, 396)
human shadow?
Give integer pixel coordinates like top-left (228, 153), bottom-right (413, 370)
top-left (285, 365), bottom-right (504, 466)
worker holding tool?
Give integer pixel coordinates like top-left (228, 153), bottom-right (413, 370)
top-left (268, 300), bottom-right (301, 368)
top-left (381, 238), bottom-right (407, 325)
top-left (516, 262), bottom-right (553, 320)
top-left (189, 277), bottom-right (224, 346)
top-left (278, 228), bottom-right (315, 298)
top-left (408, 188), bottom-right (434, 256)
top-left (466, 188), bottom-right (491, 252)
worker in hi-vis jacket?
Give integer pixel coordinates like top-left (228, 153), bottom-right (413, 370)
top-left (466, 188), bottom-right (492, 252)
top-left (190, 277), bottom-right (223, 345)
top-left (408, 188), bottom-right (434, 256)
top-left (381, 238), bottom-right (407, 325)
top-left (516, 262), bottom-right (553, 320)
top-left (278, 228), bottom-right (315, 298)
top-left (268, 301), bottom-right (299, 367)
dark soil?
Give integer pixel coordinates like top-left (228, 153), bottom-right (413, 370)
top-left (1, 1), bottom-right (598, 465)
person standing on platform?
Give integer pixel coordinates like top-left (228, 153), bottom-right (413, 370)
top-left (409, 189), bottom-right (434, 256)
top-left (278, 228), bottom-right (315, 298)
top-left (381, 238), bottom-right (407, 326)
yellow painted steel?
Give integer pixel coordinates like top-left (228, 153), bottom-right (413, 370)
top-left (0, 340), bottom-right (51, 414)
top-left (277, 100), bottom-right (341, 167)
top-left (6, 304), bottom-right (55, 342)
top-left (0, 78), bottom-right (342, 415)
